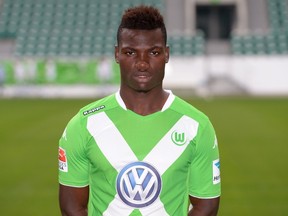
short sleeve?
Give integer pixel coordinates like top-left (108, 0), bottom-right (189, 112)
top-left (188, 120), bottom-right (221, 198)
top-left (58, 113), bottom-right (90, 187)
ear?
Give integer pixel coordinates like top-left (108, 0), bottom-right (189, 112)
top-left (165, 45), bottom-right (170, 63)
top-left (115, 45), bottom-right (119, 63)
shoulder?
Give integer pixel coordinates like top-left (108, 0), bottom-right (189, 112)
top-left (67, 93), bottom-right (118, 128)
top-left (171, 96), bottom-right (210, 124)
top-left (169, 96), bottom-right (216, 149)
top-left (80, 93), bottom-right (117, 117)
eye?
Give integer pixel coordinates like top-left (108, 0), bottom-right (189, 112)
top-left (150, 50), bottom-right (160, 56)
top-left (125, 51), bottom-right (135, 56)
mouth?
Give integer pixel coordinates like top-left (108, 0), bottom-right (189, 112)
top-left (134, 72), bottom-right (151, 81)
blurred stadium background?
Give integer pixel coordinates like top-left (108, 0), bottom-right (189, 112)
top-left (0, 0), bottom-right (287, 215)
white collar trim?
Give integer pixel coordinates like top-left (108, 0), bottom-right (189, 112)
top-left (115, 90), bottom-right (127, 110)
top-left (115, 90), bottom-right (175, 112)
top-left (161, 90), bottom-right (175, 111)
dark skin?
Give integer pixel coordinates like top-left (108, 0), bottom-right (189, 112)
top-left (59, 28), bottom-right (220, 216)
top-left (115, 28), bottom-right (170, 115)
top-left (59, 186), bottom-right (89, 216)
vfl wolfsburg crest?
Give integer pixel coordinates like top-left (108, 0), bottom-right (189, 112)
top-left (116, 162), bottom-right (162, 208)
top-left (171, 131), bottom-right (187, 146)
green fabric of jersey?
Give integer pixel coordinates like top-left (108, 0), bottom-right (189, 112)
top-left (58, 92), bottom-right (221, 216)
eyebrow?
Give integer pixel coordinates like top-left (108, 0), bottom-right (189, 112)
top-left (120, 45), bottom-right (165, 50)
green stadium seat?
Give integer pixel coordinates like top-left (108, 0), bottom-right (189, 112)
top-left (0, 0), bottom-right (202, 57)
top-left (231, 0), bottom-right (288, 55)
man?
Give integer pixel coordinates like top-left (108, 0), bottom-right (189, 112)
top-left (59, 5), bottom-right (221, 216)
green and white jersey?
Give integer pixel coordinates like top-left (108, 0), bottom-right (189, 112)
top-left (59, 91), bottom-right (221, 216)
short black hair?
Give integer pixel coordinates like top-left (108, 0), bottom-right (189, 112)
top-left (116, 5), bottom-right (167, 45)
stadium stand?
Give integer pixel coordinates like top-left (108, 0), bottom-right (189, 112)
top-left (0, 0), bottom-right (204, 57)
top-left (1, 0), bottom-right (288, 57)
top-left (0, 0), bottom-right (288, 97)
top-left (168, 32), bottom-right (205, 56)
top-left (231, 0), bottom-right (288, 55)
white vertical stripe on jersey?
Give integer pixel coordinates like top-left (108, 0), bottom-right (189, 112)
top-left (87, 112), bottom-right (199, 215)
top-left (87, 112), bottom-right (168, 215)
top-left (139, 198), bottom-right (171, 216)
top-left (103, 194), bottom-right (134, 216)
top-left (87, 112), bottom-right (138, 172)
top-left (144, 115), bottom-right (199, 175)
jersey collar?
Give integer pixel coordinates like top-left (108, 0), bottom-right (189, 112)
top-left (115, 90), bottom-right (175, 112)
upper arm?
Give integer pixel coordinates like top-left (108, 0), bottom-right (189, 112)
top-left (188, 119), bottom-right (221, 215)
top-left (59, 184), bottom-right (89, 216)
top-left (189, 120), bottom-right (221, 198)
top-left (58, 114), bottom-right (90, 216)
top-left (188, 196), bottom-right (220, 216)
top-left (59, 114), bottom-right (90, 187)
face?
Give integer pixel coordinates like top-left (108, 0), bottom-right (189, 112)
top-left (115, 28), bottom-right (169, 93)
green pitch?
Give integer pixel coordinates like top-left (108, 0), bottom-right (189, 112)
top-left (0, 97), bottom-right (287, 216)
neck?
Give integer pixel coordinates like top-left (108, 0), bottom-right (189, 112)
top-left (119, 88), bottom-right (169, 116)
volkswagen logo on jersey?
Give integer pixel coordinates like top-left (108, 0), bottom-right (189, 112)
top-left (116, 161), bottom-right (162, 208)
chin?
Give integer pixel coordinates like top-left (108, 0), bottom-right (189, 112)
top-left (135, 84), bottom-right (161, 93)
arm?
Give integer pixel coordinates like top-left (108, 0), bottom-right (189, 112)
top-left (188, 196), bottom-right (220, 216)
top-left (58, 113), bottom-right (90, 216)
top-left (188, 120), bottom-right (221, 216)
top-left (59, 184), bottom-right (89, 216)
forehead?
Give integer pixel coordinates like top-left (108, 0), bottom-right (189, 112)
top-left (118, 28), bottom-right (165, 48)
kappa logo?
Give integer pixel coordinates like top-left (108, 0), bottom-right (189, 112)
top-left (116, 162), bottom-right (162, 208)
top-left (171, 131), bottom-right (187, 146)
top-left (83, 105), bottom-right (105, 116)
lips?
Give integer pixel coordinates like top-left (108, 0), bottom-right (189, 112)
top-left (135, 72), bottom-right (150, 77)
top-left (134, 72), bottom-right (151, 82)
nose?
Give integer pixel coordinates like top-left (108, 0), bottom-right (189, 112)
top-left (135, 54), bottom-right (149, 71)
top-left (135, 61), bottom-right (149, 71)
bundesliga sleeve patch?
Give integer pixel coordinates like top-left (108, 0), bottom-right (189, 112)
top-left (59, 147), bottom-right (68, 172)
top-left (213, 159), bottom-right (220, 184)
